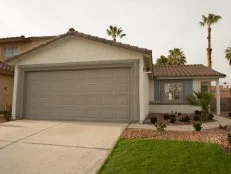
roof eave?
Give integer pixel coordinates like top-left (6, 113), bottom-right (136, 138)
top-left (153, 75), bottom-right (226, 80)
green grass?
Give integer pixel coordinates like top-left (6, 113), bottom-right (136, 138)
top-left (98, 139), bottom-right (231, 174)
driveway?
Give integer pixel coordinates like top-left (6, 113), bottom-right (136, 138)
top-left (0, 120), bottom-right (127, 174)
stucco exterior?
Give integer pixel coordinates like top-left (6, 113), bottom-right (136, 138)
top-left (10, 35), bottom-right (150, 122)
top-left (0, 74), bottom-right (14, 108)
top-left (149, 79), bottom-right (201, 113)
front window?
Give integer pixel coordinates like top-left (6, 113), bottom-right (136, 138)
top-left (4, 47), bottom-right (18, 58)
top-left (164, 82), bottom-right (183, 102)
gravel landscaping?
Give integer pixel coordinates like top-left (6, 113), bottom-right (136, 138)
top-left (121, 128), bottom-right (231, 154)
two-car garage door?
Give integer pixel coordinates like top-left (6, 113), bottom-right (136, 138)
top-left (24, 67), bottom-right (131, 122)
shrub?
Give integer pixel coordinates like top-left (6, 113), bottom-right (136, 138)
top-left (170, 116), bottom-right (176, 124)
top-left (228, 113), bottom-right (231, 117)
top-left (150, 116), bottom-right (157, 124)
top-left (178, 112), bottom-right (182, 116)
top-left (193, 122), bottom-right (202, 131)
top-left (193, 115), bottom-right (200, 121)
top-left (154, 122), bottom-right (167, 131)
top-left (207, 112), bottom-right (214, 120)
top-left (164, 114), bottom-right (170, 120)
top-left (219, 124), bottom-right (228, 130)
top-left (228, 132), bottom-right (231, 146)
top-left (194, 110), bottom-right (202, 115)
top-left (0, 104), bottom-right (12, 121)
top-left (179, 116), bottom-right (190, 122)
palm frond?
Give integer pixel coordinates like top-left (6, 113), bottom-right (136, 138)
top-left (120, 34), bottom-right (126, 38)
top-left (199, 21), bottom-right (205, 27)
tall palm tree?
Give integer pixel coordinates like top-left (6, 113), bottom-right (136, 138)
top-left (199, 13), bottom-right (222, 68)
top-left (225, 47), bottom-right (231, 65)
top-left (106, 25), bottom-right (126, 41)
top-left (167, 48), bottom-right (187, 65)
top-left (156, 55), bottom-right (168, 65)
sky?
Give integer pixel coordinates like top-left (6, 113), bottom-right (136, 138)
top-left (0, 0), bottom-right (230, 85)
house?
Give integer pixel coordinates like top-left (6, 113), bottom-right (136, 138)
top-left (0, 35), bottom-right (55, 108)
top-left (5, 28), bottom-right (226, 123)
top-left (0, 61), bottom-right (14, 107)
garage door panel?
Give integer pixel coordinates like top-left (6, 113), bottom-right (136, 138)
top-left (24, 68), bottom-right (131, 122)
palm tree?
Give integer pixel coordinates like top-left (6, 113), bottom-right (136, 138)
top-left (199, 13), bottom-right (222, 68)
top-left (167, 48), bottom-right (187, 65)
top-left (106, 25), bottom-right (126, 41)
top-left (225, 47), bottom-right (231, 65)
top-left (156, 55), bottom-right (168, 65)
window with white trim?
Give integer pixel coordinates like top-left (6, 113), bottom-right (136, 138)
top-left (164, 82), bottom-right (183, 102)
top-left (3, 47), bottom-right (18, 58)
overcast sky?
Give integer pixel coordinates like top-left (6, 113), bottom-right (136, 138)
top-left (1, 0), bottom-right (230, 85)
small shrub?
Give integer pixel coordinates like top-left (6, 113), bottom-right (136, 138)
top-left (0, 104), bottom-right (12, 121)
top-left (228, 132), bottom-right (231, 146)
top-left (154, 122), bottom-right (167, 131)
top-left (150, 116), bottom-right (157, 124)
top-left (193, 122), bottom-right (202, 131)
top-left (228, 113), bottom-right (231, 117)
top-left (219, 124), bottom-right (228, 130)
top-left (207, 112), bottom-right (214, 120)
top-left (164, 114), bottom-right (170, 120)
top-left (178, 112), bottom-right (182, 116)
top-left (193, 115), bottom-right (200, 121)
top-left (194, 110), bottom-right (202, 115)
top-left (170, 116), bottom-right (176, 124)
top-left (179, 116), bottom-right (190, 122)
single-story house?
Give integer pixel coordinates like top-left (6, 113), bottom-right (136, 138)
top-left (0, 61), bottom-right (14, 108)
top-left (5, 28), bottom-right (226, 123)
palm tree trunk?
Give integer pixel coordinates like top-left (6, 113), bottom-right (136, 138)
top-left (207, 27), bottom-right (212, 68)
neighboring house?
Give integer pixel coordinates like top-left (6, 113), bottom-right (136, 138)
top-left (0, 35), bottom-right (55, 61)
top-left (0, 35), bottom-right (55, 108)
top-left (210, 84), bottom-right (231, 111)
top-left (0, 61), bottom-right (14, 107)
top-left (5, 28), bottom-right (226, 123)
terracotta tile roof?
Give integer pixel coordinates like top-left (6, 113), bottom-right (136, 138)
top-left (0, 35), bottom-right (55, 43)
top-left (153, 64), bottom-right (226, 78)
top-left (210, 86), bottom-right (231, 98)
top-left (0, 61), bottom-right (14, 76)
top-left (5, 29), bottom-right (152, 62)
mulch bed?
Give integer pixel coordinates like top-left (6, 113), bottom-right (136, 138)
top-left (121, 128), bottom-right (231, 155)
top-left (144, 113), bottom-right (215, 126)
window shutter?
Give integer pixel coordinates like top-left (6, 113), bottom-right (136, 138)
top-left (154, 80), bottom-right (161, 101)
top-left (184, 80), bottom-right (193, 97)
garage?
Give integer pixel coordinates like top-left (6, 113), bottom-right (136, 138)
top-left (24, 67), bottom-right (131, 122)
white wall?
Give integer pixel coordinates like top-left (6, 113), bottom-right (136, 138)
top-left (10, 35), bottom-right (149, 122)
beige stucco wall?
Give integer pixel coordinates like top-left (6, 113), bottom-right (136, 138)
top-left (10, 35), bottom-right (150, 121)
top-left (0, 74), bottom-right (14, 108)
top-left (149, 79), bottom-right (201, 114)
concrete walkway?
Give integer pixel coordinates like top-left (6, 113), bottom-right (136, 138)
top-left (0, 120), bottom-right (127, 174)
top-left (129, 116), bottom-right (231, 131)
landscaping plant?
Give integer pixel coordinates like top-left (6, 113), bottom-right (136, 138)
top-left (228, 132), bottom-right (231, 147)
top-left (193, 115), bottom-right (200, 121)
top-left (0, 104), bottom-right (12, 121)
top-left (229, 113), bottom-right (231, 117)
top-left (164, 113), bottom-right (170, 120)
top-left (179, 116), bottom-right (190, 122)
top-left (219, 124), bottom-right (228, 130)
top-left (150, 116), bottom-right (157, 124)
top-left (170, 116), bottom-right (176, 124)
top-left (154, 122), bottom-right (167, 131)
top-left (193, 122), bottom-right (202, 131)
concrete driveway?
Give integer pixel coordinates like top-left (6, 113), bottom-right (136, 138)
top-left (0, 120), bottom-right (127, 174)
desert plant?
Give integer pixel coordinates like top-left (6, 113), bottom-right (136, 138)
top-left (106, 25), bottom-right (126, 41)
top-left (227, 132), bottom-right (231, 147)
top-left (194, 110), bottom-right (202, 115)
top-left (154, 122), bottom-right (167, 131)
top-left (170, 116), bottom-right (176, 124)
top-left (150, 116), bottom-right (158, 124)
top-left (199, 13), bottom-right (222, 68)
top-left (178, 112), bottom-right (182, 116)
top-left (188, 91), bottom-right (214, 113)
top-left (193, 115), bottom-right (200, 121)
top-left (225, 47), bottom-right (231, 65)
top-left (164, 114), bottom-right (170, 120)
top-left (0, 104), bottom-right (12, 121)
top-left (228, 113), bottom-right (231, 117)
top-left (193, 122), bottom-right (202, 131)
top-left (179, 116), bottom-right (190, 122)
top-left (219, 124), bottom-right (228, 130)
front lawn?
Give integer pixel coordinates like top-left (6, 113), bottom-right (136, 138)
top-left (99, 139), bottom-right (231, 174)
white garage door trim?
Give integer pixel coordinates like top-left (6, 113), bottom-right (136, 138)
top-left (15, 59), bottom-right (140, 122)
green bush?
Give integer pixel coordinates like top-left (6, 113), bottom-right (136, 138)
top-left (170, 116), bottom-right (176, 124)
top-left (193, 122), bottom-right (202, 131)
top-left (228, 133), bottom-right (231, 145)
top-left (179, 116), bottom-right (190, 122)
top-left (164, 114), bottom-right (170, 120)
top-left (154, 122), bottom-right (167, 131)
top-left (178, 112), bottom-right (182, 116)
top-left (150, 116), bottom-right (157, 124)
top-left (194, 110), bottom-right (202, 115)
